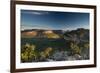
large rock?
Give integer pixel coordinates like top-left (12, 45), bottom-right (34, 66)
top-left (50, 51), bottom-right (69, 61)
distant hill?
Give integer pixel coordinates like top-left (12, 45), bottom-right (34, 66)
top-left (21, 29), bottom-right (63, 38)
top-left (63, 28), bottom-right (89, 43)
top-left (21, 28), bottom-right (89, 40)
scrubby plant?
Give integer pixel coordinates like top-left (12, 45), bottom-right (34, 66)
top-left (70, 42), bottom-right (81, 55)
top-left (40, 47), bottom-right (53, 60)
top-left (21, 43), bottom-right (38, 62)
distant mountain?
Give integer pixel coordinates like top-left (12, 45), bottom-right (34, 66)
top-left (21, 28), bottom-right (89, 40)
top-left (21, 29), bottom-right (63, 38)
top-left (63, 28), bottom-right (89, 43)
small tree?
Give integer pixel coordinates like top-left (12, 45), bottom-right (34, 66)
top-left (21, 43), bottom-right (37, 62)
top-left (70, 42), bottom-right (81, 55)
top-left (84, 43), bottom-right (89, 49)
top-left (40, 47), bottom-right (53, 60)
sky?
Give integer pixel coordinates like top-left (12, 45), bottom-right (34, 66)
top-left (21, 10), bottom-right (89, 30)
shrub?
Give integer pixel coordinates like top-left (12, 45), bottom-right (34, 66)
top-left (21, 43), bottom-right (37, 62)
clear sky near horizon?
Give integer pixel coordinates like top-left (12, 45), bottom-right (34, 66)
top-left (21, 10), bottom-right (89, 30)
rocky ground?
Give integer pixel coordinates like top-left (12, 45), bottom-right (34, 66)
top-left (46, 50), bottom-right (89, 62)
top-left (34, 50), bottom-right (89, 62)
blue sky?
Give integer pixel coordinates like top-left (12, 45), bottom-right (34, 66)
top-left (21, 10), bottom-right (89, 30)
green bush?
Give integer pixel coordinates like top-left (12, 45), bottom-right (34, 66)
top-left (21, 43), bottom-right (37, 62)
top-left (70, 42), bottom-right (81, 55)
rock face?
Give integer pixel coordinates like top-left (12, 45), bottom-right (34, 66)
top-left (50, 51), bottom-right (68, 61)
top-left (48, 51), bottom-right (85, 61)
top-left (81, 48), bottom-right (89, 59)
top-left (31, 50), bottom-right (89, 62)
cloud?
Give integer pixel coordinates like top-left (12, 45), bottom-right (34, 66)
top-left (21, 25), bottom-right (53, 31)
top-left (22, 11), bottom-right (49, 15)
